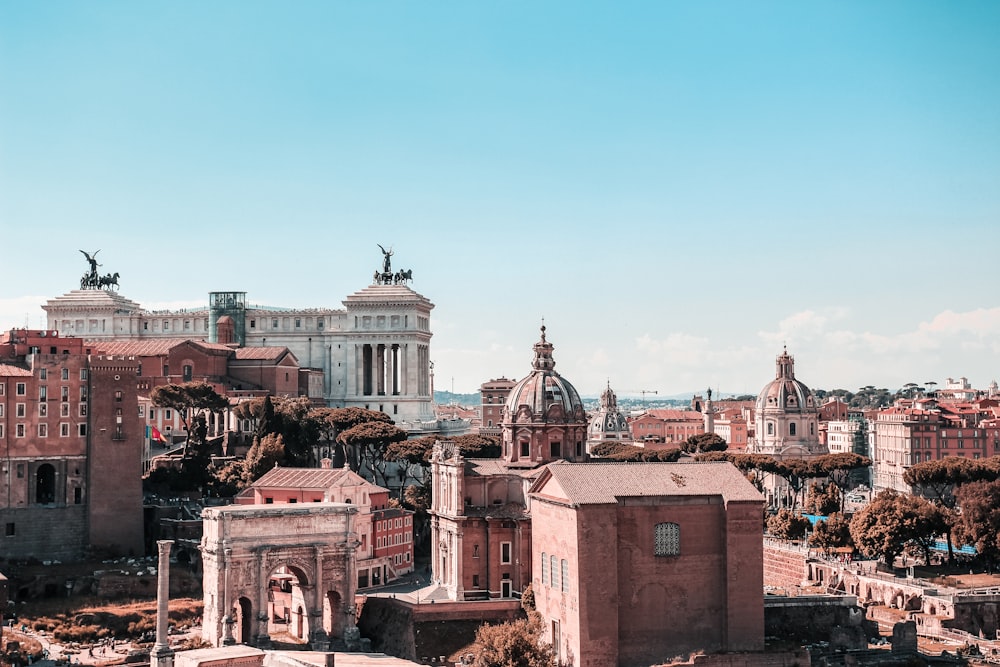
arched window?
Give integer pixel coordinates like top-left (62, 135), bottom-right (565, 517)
top-left (766, 422), bottom-right (774, 436)
top-left (541, 552), bottom-right (548, 585)
top-left (561, 559), bottom-right (569, 592)
top-left (36, 464), bottom-right (56, 504)
top-left (654, 522), bottom-right (680, 556)
top-left (550, 555), bottom-right (559, 590)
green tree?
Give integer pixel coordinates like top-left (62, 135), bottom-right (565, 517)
top-left (813, 452), bottom-right (872, 510)
top-left (682, 432), bottom-right (728, 454)
top-left (809, 513), bottom-right (853, 554)
top-left (474, 615), bottom-right (554, 667)
top-left (953, 480), bottom-right (1000, 562)
top-left (150, 382), bottom-right (229, 457)
top-left (767, 509), bottom-right (810, 541)
top-left (850, 491), bottom-right (947, 566)
top-left (337, 421), bottom-right (408, 486)
top-left (244, 433), bottom-right (287, 482)
top-left (317, 407), bottom-right (394, 466)
top-left (804, 483), bottom-right (841, 516)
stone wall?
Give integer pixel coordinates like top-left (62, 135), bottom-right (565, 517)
top-left (763, 541), bottom-right (809, 589)
top-left (657, 649), bottom-right (810, 667)
top-left (357, 596), bottom-right (520, 662)
top-left (0, 505), bottom-right (87, 562)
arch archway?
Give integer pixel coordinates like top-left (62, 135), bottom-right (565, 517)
top-left (234, 597), bottom-right (253, 644)
top-left (201, 503), bottom-right (359, 650)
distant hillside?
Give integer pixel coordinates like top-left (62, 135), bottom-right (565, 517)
top-left (434, 390), bottom-right (480, 406)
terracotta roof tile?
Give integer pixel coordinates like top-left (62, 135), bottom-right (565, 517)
top-left (465, 460), bottom-right (545, 479)
top-left (532, 461), bottom-right (762, 505)
top-left (250, 466), bottom-right (390, 493)
top-left (0, 363), bottom-right (32, 377)
top-left (233, 347), bottom-right (289, 360)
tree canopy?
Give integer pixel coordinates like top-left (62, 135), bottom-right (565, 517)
top-left (150, 382), bottom-right (229, 457)
top-left (953, 480), bottom-right (1000, 562)
top-left (849, 491), bottom-right (947, 566)
top-left (337, 420), bottom-right (409, 487)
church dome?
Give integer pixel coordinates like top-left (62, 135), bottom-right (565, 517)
top-left (504, 326), bottom-right (585, 423)
top-left (588, 382), bottom-right (631, 441)
top-left (755, 347), bottom-right (817, 415)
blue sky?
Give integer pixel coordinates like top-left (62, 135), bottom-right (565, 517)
top-left (1, 2), bottom-right (998, 397)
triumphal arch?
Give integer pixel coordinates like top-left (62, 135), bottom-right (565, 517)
top-left (200, 503), bottom-right (360, 649)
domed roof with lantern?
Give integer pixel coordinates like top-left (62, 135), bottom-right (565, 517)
top-left (755, 346), bottom-right (818, 416)
top-left (503, 326), bottom-right (586, 424)
top-left (588, 381), bottom-right (632, 444)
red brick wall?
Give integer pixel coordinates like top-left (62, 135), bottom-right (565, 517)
top-left (88, 356), bottom-right (144, 556)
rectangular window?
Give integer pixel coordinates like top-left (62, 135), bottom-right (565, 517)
top-left (138, 405), bottom-right (145, 417)
top-left (78, 424), bottom-right (87, 437)
top-left (550, 555), bottom-right (559, 590)
top-left (38, 424), bottom-right (47, 438)
top-left (80, 369), bottom-right (88, 380)
top-left (5, 523), bottom-right (13, 537)
top-left (80, 386), bottom-right (88, 402)
top-left (61, 386), bottom-right (69, 401)
top-left (79, 404), bottom-right (87, 417)
top-left (561, 559), bottom-right (569, 593)
top-left (60, 403), bottom-right (69, 417)
top-left (16, 404), bottom-right (25, 418)
top-left (165, 409), bottom-right (172, 420)
top-left (60, 423), bottom-right (69, 437)
top-left (0, 383), bottom-right (5, 396)
top-left (0, 425), bottom-right (4, 438)
top-left (16, 424), bottom-right (25, 438)
top-left (0, 404), bottom-right (3, 417)
top-left (149, 409), bottom-right (156, 420)
top-left (39, 386), bottom-right (47, 400)
top-left (38, 403), bottom-right (47, 417)
top-left (114, 390), bottom-right (122, 402)
top-left (16, 382), bottom-right (26, 396)
top-left (501, 542), bottom-right (512, 564)
top-left (541, 552), bottom-right (548, 584)
top-left (39, 369), bottom-right (47, 380)
top-left (61, 368), bottom-right (69, 380)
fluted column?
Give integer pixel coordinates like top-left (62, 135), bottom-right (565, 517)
top-left (152, 540), bottom-right (175, 667)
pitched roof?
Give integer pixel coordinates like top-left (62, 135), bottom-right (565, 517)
top-left (87, 338), bottom-right (191, 356)
top-left (233, 347), bottom-right (290, 361)
top-left (465, 459), bottom-right (546, 479)
top-left (0, 363), bottom-right (32, 377)
top-left (250, 466), bottom-right (390, 493)
top-left (531, 461), bottom-right (762, 505)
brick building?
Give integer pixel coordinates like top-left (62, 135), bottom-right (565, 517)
top-left (872, 405), bottom-right (1000, 493)
top-left (628, 409), bottom-right (704, 446)
top-left (235, 461), bottom-right (414, 588)
top-left (530, 461), bottom-right (765, 666)
top-left (431, 327), bottom-right (586, 601)
top-left (0, 329), bottom-right (143, 559)
top-left (478, 377), bottom-right (515, 437)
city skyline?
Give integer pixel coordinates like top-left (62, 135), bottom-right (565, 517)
top-left (2, 2), bottom-right (998, 396)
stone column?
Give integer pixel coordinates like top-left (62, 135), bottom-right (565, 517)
top-left (221, 549), bottom-right (235, 645)
top-left (255, 550), bottom-right (272, 648)
top-left (152, 540), bottom-right (175, 667)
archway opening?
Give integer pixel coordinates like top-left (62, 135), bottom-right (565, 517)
top-left (234, 597), bottom-right (253, 645)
